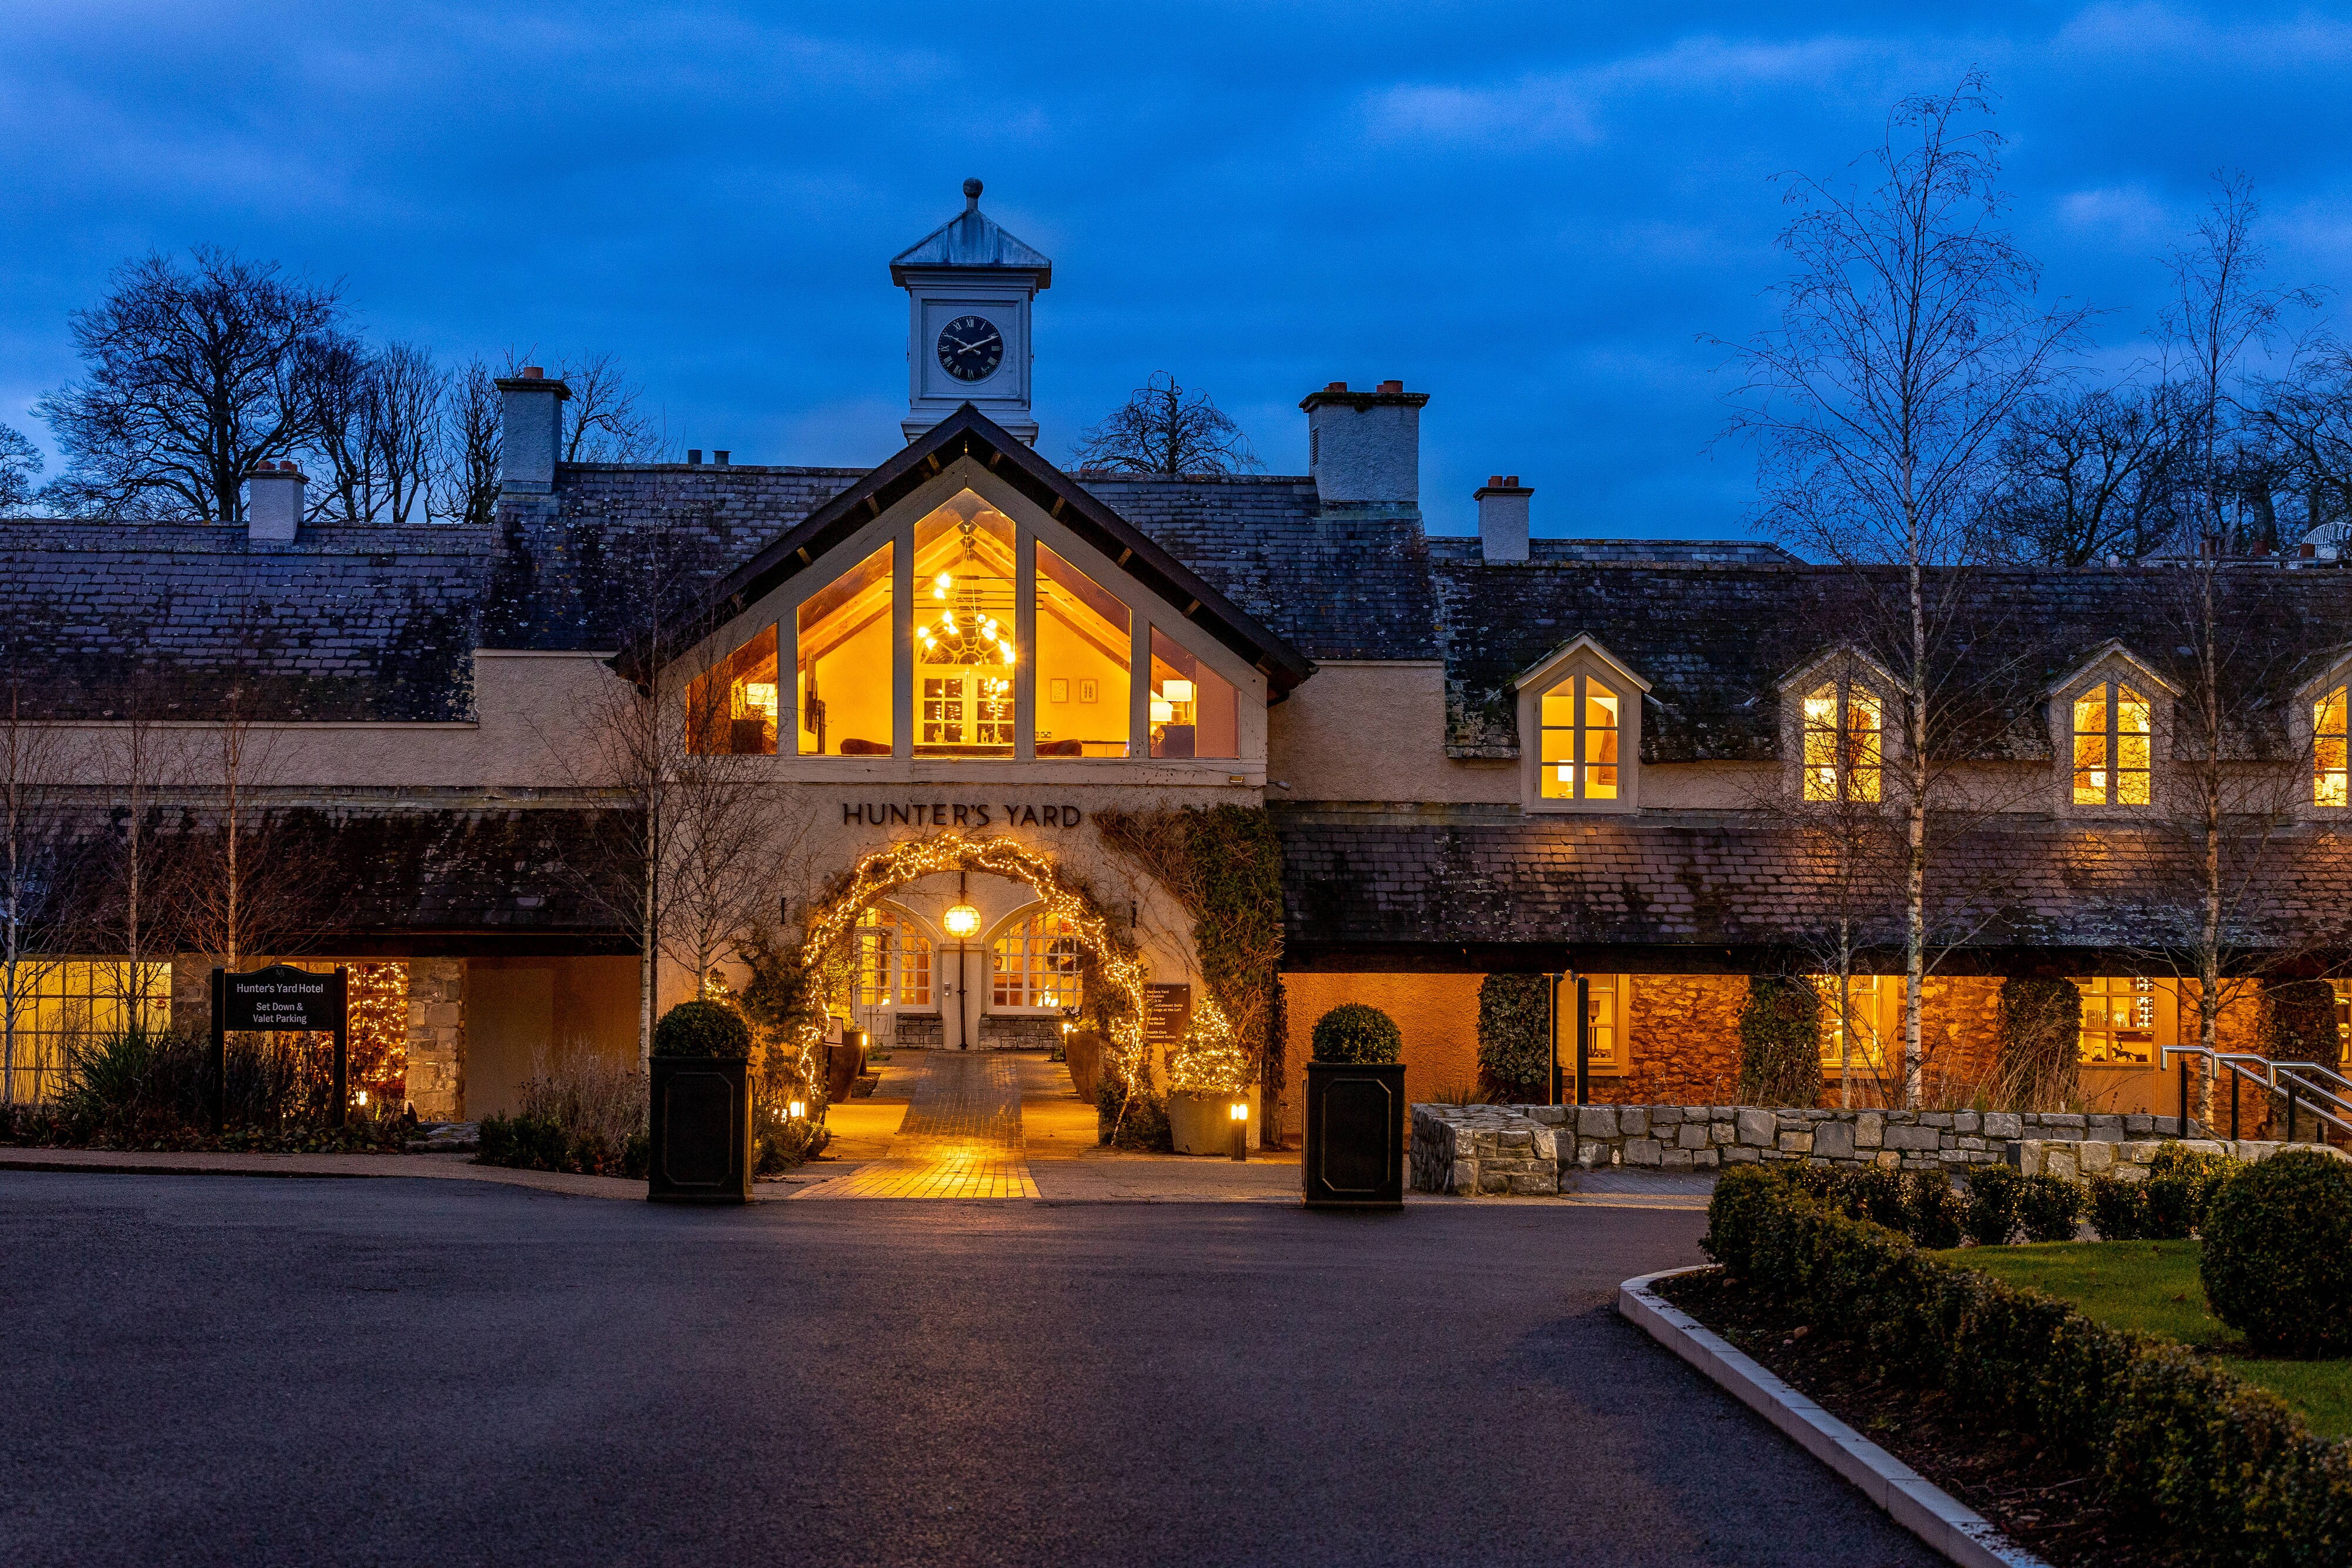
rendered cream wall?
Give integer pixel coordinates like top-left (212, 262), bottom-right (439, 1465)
top-left (1269, 662), bottom-right (1513, 803)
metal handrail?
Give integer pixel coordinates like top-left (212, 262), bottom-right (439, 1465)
top-left (2163, 1045), bottom-right (2352, 1142)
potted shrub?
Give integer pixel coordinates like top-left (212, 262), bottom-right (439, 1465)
top-left (1303, 1003), bottom-right (1406, 1208)
top-left (1164, 1030), bottom-right (1259, 1155)
top-left (647, 1000), bottom-right (754, 1203)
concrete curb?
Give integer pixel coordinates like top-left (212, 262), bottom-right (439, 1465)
top-left (1619, 1266), bottom-right (2049, 1568)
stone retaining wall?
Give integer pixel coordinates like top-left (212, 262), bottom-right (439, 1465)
top-left (2010, 1137), bottom-right (2348, 1179)
top-left (1409, 1102), bottom-right (2203, 1193)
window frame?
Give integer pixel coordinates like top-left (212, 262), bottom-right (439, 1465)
top-left (673, 468), bottom-right (1264, 776)
top-left (988, 910), bottom-right (1085, 1012)
top-left (2296, 660), bottom-right (2352, 816)
top-left (2069, 679), bottom-right (2154, 809)
top-left (2073, 975), bottom-right (2177, 1069)
top-left (2047, 647), bottom-right (2176, 818)
top-left (1514, 636), bottom-right (1649, 815)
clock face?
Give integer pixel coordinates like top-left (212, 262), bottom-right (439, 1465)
top-left (937, 315), bottom-right (1004, 383)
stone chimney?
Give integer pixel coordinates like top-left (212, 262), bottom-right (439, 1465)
top-left (1475, 475), bottom-right (1531, 563)
top-left (1302, 379), bottom-right (1429, 509)
top-left (495, 366), bottom-right (570, 495)
top-left (246, 460), bottom-right (306, 544)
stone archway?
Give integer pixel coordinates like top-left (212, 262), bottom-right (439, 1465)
top-left (787, 833), bottom-right (1152, 1108)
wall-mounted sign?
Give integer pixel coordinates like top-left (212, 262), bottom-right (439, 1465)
top-left (1144, 984), bottom-right (1192, 1049)
top-left (841, 801), bottom-right (1085, 829)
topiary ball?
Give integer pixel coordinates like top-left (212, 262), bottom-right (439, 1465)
top-left (2201, 1150), bottom-right (2352, 1358)
top-left (1311, 1003), bottom-right (1401, 1064)
top-left (652, 999), bottom-right (751, 1059)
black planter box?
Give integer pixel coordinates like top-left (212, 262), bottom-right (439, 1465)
top-left (1302, 1060), bottom-right (1406, 1209)
top-left (647, 1055), bottom-right (753, 1204)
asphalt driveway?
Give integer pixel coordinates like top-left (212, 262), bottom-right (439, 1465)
top-left (0, 1174), bottom-right (1936, 1567)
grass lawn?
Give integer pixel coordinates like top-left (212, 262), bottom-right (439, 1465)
top-left (1935, 1240), bottom-right (2352, 1441)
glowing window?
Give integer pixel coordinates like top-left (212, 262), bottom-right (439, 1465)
top-left (1552, 975), bottom-right (1625, 1074)
top-left (991, 913), bottom-right (1083, 1008)
top-left (2072, 682), bottom-right (2151, 807)
top-left (686, 624), bottom-right (779, 756)
top-left (1539, 673), bottom-right (1620, 801)
top-left (854, 908), bottom-right (933, 1009)
top-left (914, 494), bottom-right (1015, 758)
top-left (1, 959), bottom-right (173, 1104)
top-left (1813, 975), bottom-right (1891, 1074)
top-left (797, 542), bottom-right (894, 756)
top-left (1148, 628), bottom-right (1238, 760)
top-left (1801, 683), bottom-right (1882, 803)
top-left (2317, 686), bottom-right (2347, 807)
top-left (1035, 544), bottom-right (1131, 757)
top-left (2076, 975), bottom-right (2159, 1065)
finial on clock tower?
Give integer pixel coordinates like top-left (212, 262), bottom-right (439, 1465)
top-left (891, 180), bottom-right (1053, 445)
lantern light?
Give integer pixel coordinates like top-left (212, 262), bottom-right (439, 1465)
top-left (788, 1099), bottom-right (807, 1120)
top-left (355, 1089), bottom-right (368, 1108)
top-left (944, 902), bottom-right (982, 938)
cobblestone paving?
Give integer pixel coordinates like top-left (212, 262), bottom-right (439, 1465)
top-left (803, 1052), bottom-right (1038, 1199)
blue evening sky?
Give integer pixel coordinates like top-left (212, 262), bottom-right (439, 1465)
top-left (5, 3), bottom-right (2351, 539)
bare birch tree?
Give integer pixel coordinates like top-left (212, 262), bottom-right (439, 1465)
top-left (0, 672), bottom-right (71, 1104)
top-left (93, 673), bottom-right (190, 1033)
top-left (1721, 75), bottom-right (2090, 1108)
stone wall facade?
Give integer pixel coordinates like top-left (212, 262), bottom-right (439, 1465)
top-left (2010, 1136), bottom-right (2348, 1179)
top-left (407, 958), bottom-right (465, 1121)
top-left (1409, 1106), bottom-right (1559, 1196)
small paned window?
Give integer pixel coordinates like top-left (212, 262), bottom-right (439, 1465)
top-left (1814, 975), bottom-right (1892, 1074)
top-left (854, 908), bottom-right (933, 1009)
top-left (991, 914), bottom-right (1083, 1008)
top-left (2077, 976), bottom-right (2159, 1065)
top-left (686, 624), bottom-right (779, 756)
top-left (2072, 682), bottom-right (2152, 806)
top-left (1553, 975), bottom-right (1626, 1074)
top-left (1801, 683), bottom-right (1883, 803)
top-left (1, 960), bottom-right (172, 1103)
top-left (2316, 686), bottom-right (2348, 807)
top-left (1539, 674), bottom-right (1620, 801)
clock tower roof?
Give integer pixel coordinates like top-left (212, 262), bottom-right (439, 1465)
top-left (890, 178), bottom-right (1053, 289)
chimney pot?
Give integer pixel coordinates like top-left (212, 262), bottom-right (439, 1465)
top-left (1505, 475), bottom-right (1519, 487)
top-left (688, 449), bottom-right (703, 465)
top-left (1325, 381), bottom-right (1348, 392)
top-left (1377, 379), bottom-right (1403, 393)
top-left (714, 450), bottom-right (730, 466)
top-left (1488, 474), bottom-right (1505, 488)
top-left (523, 366), bottom-right (544, 379)
top-left (2303, 541), bottom-right (2318, 559)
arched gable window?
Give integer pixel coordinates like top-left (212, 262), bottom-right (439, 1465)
top-left (1802, 683), bottom-right (1882, 803)
top-left (1539, 673), bottom-right (1620, 801)
top-left (855, 907), bottom-right (933, 1008)
top-left (2072, 681), bottom-right (2152, 806)
top-left (2316, 684), bottom-right (2347, 808)
top-left (991, 912), bottom-right (1083, 1008)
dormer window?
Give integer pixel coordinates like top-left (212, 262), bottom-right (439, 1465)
top-left (2317, 686), bottom-right (2348, 807)
top-left (2072, 681), bottom-right (2152, 807)
top-left (1516, 635), bottom-right (1648, 813)
top-left (1540, 674), bottom-right (1619, 801)
top-left (1801, 683), bottom-right (1882, 803)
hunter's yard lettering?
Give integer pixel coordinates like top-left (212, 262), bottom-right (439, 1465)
top-left (841, 801), bottom-right (1085, 828)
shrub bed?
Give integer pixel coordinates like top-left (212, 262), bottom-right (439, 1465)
top-left (1700, 1165), bottom-right (2352, 1566)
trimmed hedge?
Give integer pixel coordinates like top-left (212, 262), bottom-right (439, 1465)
top-left (1311, 1004), bottom-right (1401, 1065)
top-left (2201, 1150), bottom-right (2352, 1359)
top-left (1476, 974), bottom-right (1552, 1101)
top-left (1702, 1166), bottom-right (2352, 1566)
top-left (1736, 976), bottom-right (1822, 1106)
top-left (652, 1000), bottom-right (751, 1058)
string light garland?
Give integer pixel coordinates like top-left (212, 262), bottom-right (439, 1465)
top-left (785, 833), bottom-right (1151, 1114)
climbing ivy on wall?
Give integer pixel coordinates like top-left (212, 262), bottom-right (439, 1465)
top-left (1996, 977), bottom-right (2082, 1111)
top-left (1738, 976), bottom-right (1823, 1107)
top-left (1476, 974), bottom-right (1552, 1102)
top-left (1094, 804), bottom-right (1286, 1098)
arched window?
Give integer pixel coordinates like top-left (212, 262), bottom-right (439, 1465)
top-left (1801, 683), bottom-right (1883, 803)
top-left (2072, 682), bottom-right (2151, 806)
top-left (854, 908), bottom-right (933, 1008)
top-left (1539, 674), bottom-right (1619, 801)
top-left (2317, 685), bottom-right (2348, 807)
top-left (991, 912), bottom-right (1083, 1008)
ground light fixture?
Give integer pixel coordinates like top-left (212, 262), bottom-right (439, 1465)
top-left (1230, 1099), bottom-right (1248, 1162)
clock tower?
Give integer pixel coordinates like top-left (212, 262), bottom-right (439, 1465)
top-left (892, 178), bottom-right (1052, 444)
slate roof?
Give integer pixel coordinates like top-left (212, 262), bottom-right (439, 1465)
top-left (1279, 810), bottom-right (2352, 968)
top-left (1434, 561), bottom-right (2352, 762)
top-left (889, 196), bottom-right (1053, 286)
